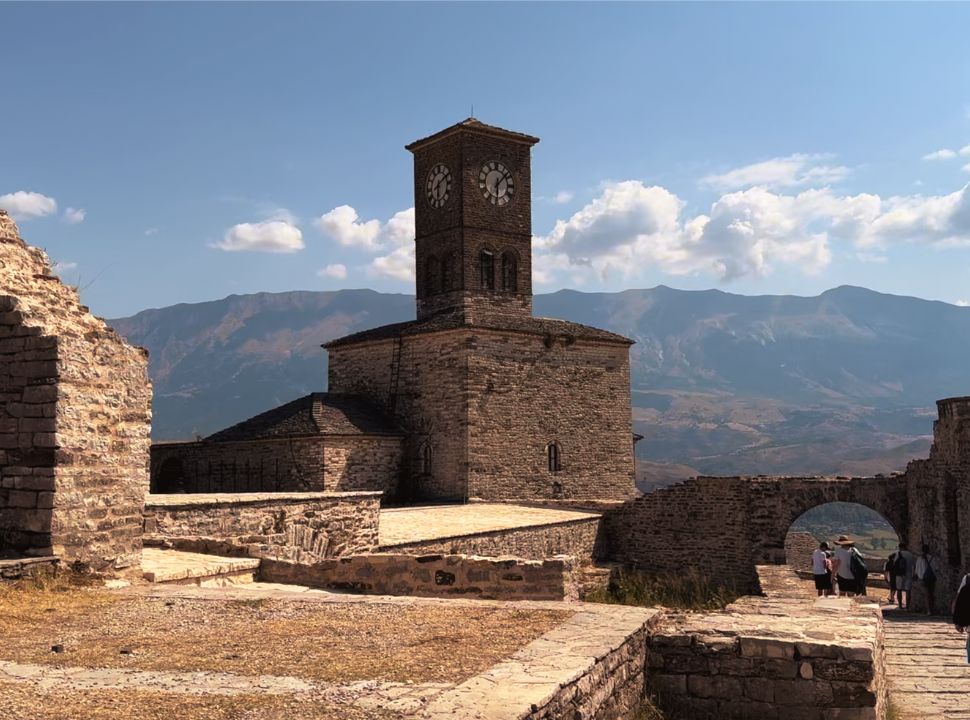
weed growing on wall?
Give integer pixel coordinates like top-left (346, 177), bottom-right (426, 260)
top-left (586, 568), bottom-right (743, 611)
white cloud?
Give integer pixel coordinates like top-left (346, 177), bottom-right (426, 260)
top-left (214, 220), bottom-right (304, 253)
top-left (534, 180), bottom-right (970, 285)
top-left (961, 145), bottom-right (970, 157)
top-left (52, 260), bottom-right (77, 274)
top-left (317, 263), bottom-right (348, 280)
top-left (144, 227), bottom-right (159, 236)
top-left (0, 191), bottom-right (57, 220)
top-left (315, 205), bottom-right (416, 281)
top-left (855, 252), bottom-right (888, 264)
top-left (963, 163), bottom-right (970, 174)
top-left (701, 154), bottom-right (849, 191)
top-left (924, 149), bottom-right (957, 161)
top-left (955, 299), bottom-right (970, 307)
top-left (63, 207), bottom-right (86, 224)
top-left (553, 191), bottom-right (574, 204)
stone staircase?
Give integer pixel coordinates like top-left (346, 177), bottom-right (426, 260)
top-left (141, 548), bottom-right (260, 586)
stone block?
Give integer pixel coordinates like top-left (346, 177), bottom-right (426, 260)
top-left (740, 637), bottom-right (795, 660)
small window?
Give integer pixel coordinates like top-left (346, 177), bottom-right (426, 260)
top-left (480, 250), bottom-right (495, 290)
top-left (501, 252), bottom-right (518, 292)
top-left (547, 442), bottom-right (561, 473)
top-left (425, 256), bottom-right (439, 295)
top-left (440, 253), bottom-right (453, 292)
top-left (421, 443), bottom-right (433, 475)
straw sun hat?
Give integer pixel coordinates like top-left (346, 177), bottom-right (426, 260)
top-left (835, 534), bottom-right (856, 546)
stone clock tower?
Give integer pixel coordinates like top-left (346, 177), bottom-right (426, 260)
top-left (405, 118), bottom-right (539, 323)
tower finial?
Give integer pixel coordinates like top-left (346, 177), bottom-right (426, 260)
top-left (470, 103), bottom-right (474, 119)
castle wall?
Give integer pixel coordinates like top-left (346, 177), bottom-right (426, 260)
top-left (0, 211), bottom-right (151, 575)
top-left (150, 434), bottom-right (400, 495)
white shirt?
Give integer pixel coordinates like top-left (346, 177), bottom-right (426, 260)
top-left (959, 574), bottom-right (968, 593)
top-left (835, 546), bottom-right (856, 579)
top-left (916, 554), bottom-right (935, 580)
top-left (812, 549), bottom-right (828, 575)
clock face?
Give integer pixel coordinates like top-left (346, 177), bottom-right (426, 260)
top-left (479, 161), bottom-right (515, 206)
top-left (426, 164), bottom-right (452, 208)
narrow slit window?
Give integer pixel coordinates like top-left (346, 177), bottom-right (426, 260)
top-left (547, 442), bottom-right (561, 473)
top-left (440, 254), bottom-right (453, 292)
top-left (421, 443), bottom-right (433, 475)
top-left (501, 252), bottom-right (518, 292)
top-left (480, 250), bottom-right (495, 290)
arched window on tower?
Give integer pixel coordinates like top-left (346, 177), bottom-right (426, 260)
top-left (546, 442), bottom-right (562, 473)
top-left (440, 253), bottom-right (453, 292)
top-left (421, 442), bottom-right (433, 475)
top-left (501, 252), bottom-right (518, 292)
top-left (425, 255), bottom-right (439, 295)
top-left (480, 250), bottom-right (495, 290)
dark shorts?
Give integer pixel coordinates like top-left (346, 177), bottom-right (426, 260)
top-left (814, 573), bottom-right (832, 591)
top-left (839, 577), bottom-right (858, 594)
top-left (924, 578), bottom-right (937, 593)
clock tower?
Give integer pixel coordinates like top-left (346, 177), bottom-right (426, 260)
top-left (406, 118), bottom-right (540, 323)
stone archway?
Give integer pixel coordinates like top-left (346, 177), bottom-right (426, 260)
top-left (0, 210), bottom-right (152, 575)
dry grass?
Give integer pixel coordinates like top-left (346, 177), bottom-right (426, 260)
top-left (634, 696), bottom-right (668, 720)
top-left (0, 682), bottom-right (401, 720)
top-left (586, 568), bottom-right (743, 611)
top-left (0, 590), bottom-right (570, 684)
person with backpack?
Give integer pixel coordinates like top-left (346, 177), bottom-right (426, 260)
top-left (916, 544), bottom-right (938, 615)
top-left (812, 541), bottom-right (833, 597)
top-left (834, 535), bottom-right (868, 597)
top-left (951, 572), bottom-right (970, 664)
top-left (894, 541), bottom-right (916, 610)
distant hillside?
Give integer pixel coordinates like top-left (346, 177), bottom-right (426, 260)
top-left (111, 285), bottom-right (970, 479)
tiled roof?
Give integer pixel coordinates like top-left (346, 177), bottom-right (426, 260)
top-left (323, 314), bottom-right (633, 349)
top-left (206, 393), bottom-right (401, 442)
top-left (405, 118), bottom-right (540, 152)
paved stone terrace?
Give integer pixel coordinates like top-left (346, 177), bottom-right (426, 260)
top-left (377, 502), bottom-right (600, 547)
top-left (141, 548), bottom-right (260, 584)
top-left (883, 612), bottom-right (970, 720)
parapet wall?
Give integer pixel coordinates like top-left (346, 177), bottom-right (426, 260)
top-left (260, 553), bottom-right (579, 601)
top-left (0, 211), bottom-right (152, 575)
top-left (143, 491), bottom-right (381, 561)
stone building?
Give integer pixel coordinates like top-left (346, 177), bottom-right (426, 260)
top-left (152, 119), bottom-right (638, 503)
top-left (0, 210), bottom-right (152, 575)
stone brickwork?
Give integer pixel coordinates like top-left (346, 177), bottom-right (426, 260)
top-left (143, 491), bottom-right (380, 562)
top-left (785, 531), bottom-right (821, 574)
top-left (647, 596), bottom-right (887, 720)
top-left (381, 516), bottom-right (605, 562)
top-left (0, 211), bottom-right (151, 574)
top-left (259, 553), bottom-right (579, 601)
top-left (149, 435), bottom-right (401, 495)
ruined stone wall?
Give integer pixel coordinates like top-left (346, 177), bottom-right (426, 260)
top-left (647, 596), bottom-right (886, 720)
top-left (143, 491), bottom-right (380, 562)
top-left (260, 553), bottom-right (578, 601)
top-left (0, 211), bottom-right (151, 574)
top-left (785, 531), bottom-right (820, 574)
top-left (150, 435), bottom-right (400, 495)
top-left (328, 333), bottom-right (468, 501)
top-left (381, 516), bottom-right (605, 562)
top-left (466, 330), bottom-right (634, 500)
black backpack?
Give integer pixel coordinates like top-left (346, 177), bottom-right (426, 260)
top-left (850, 550), bottom-right (869, 581)
top-left (892, 552), bottom-right (908, 577)
top-left (953, 576), bottom-right (970, 628)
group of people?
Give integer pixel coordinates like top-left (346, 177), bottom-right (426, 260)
top-left (810, 536), bottom-right (970, 664)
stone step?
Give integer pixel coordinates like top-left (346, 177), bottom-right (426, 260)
top-left (141, 548), bottom-right (260, 586)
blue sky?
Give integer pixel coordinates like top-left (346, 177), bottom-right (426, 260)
top-left (3, 2), bottom-right (970, 318)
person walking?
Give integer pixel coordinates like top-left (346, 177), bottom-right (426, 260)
top-left (812, 541), bottom-right (833, 597)
top-left (834, 535), bottom-right (863, 597)
top-left (952, 572), bottom-right (970, 664)
top-left (885, 549), bottom-right (899, 605)
top-left (916, 544), bottom-right (938, 615)
top-left (894, 541), bottom-right (916, 610)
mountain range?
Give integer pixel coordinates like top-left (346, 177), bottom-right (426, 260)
top-left (109, 285), bottom-right (970, 484)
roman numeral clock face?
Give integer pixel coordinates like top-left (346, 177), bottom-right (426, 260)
top-left (479, 162), bottom-right (515, 206)
top-left (426, 164), bottom-right (452, 208)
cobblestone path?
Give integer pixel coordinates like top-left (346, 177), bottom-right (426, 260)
top-left (883, 611), bottom-right (970, 719)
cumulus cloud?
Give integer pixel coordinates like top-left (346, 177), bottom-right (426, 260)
top-left (924, 149), bottom-right (957, 161)
top-left (214, 220), bottom-right (304, 253)
top-left (317, 263), bottom-right (348, 280)
top-left (961, 145), bottom-right (970, 157)
top-left (0, 191), bottom-right (57, 219)
top-left (63, 207), bottom-right (86, 224)
top-left (701, 154), bottom-right (849, 191)
top-left (315, 205), bottom-right (416, 281)
top-left (534, 180), bottom-right (970, 285)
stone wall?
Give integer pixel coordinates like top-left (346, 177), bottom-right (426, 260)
top-left (259, 553), bottom-right (578, 601)
top-left (150, 435), bottom-right (401, 496)
top-left (0, 211), bottom-right (151, 575)
top-left (647, 596), bottom-right (887, 720)
top-left (143, 491), bottom-right (380, 562)
top-left (380, 516), bottom-right (605, 562)
top-left (328, 328), bottom-right (635, 502)
top-left (786, 531), bottom-right (821, 574)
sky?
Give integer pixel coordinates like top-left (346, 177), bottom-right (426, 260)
top-left (3, 2), bottom-right (970, 318)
